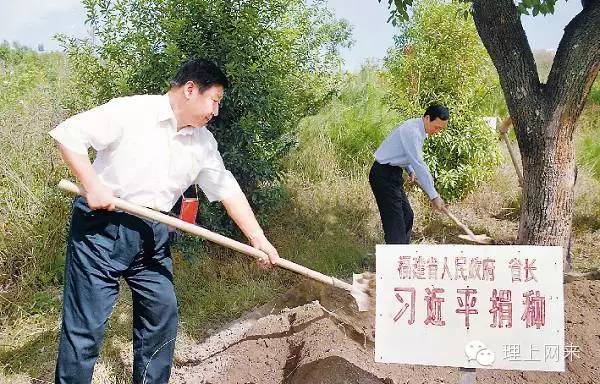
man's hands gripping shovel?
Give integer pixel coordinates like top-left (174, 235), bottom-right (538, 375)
top-left (407, 172), bottom-right (493, 245)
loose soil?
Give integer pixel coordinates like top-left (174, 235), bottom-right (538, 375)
top-left (170, 279), bottom-right (600, 384)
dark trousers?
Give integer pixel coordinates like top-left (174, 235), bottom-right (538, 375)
top-left (369, 161), bottom-right (414, 244)
top-left (55, 197), bottom-right (178, 384)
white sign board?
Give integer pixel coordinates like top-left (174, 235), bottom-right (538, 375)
top-left (375, 245), bottom-right (564, 372)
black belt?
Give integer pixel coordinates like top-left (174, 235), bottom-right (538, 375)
top-left (374, 160), bottom-right (402, 171)
top-left (374, 160), bottom-right (397, 168)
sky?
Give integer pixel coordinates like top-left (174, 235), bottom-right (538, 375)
top-left (0, 0), bottom-right (584, 72)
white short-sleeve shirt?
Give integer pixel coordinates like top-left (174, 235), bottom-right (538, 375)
top-left (49, 94), bottom-right (243, 211)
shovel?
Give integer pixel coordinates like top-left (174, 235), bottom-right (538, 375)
top-left (441, 206), bottom-right (493, 245)
top-left (58, 179), bottom-right (372, 311)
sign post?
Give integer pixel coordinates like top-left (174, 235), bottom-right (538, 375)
top-left (458, 367), bottom-right (476, 384)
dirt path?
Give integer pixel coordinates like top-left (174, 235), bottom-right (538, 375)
top-left (170, 279), bottom-right (600, 384)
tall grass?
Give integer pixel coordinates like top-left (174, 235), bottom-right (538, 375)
top-left (290, 66), bottom-right (403, 179)
top-left (0, 46), bottom-right (72, 294)
top-left (587, 78), bottom-right (600, 105)
top-left (577, 105), bottom-right (600, 181)
top-left (0, 50), bottom-right (385, 383)
top-left (579, 78), bottom-right (600, 182)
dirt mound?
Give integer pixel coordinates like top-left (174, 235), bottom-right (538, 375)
top-left (171, 280), bottom-right (600, 384)
top-left (288, 356), bottom-right (390, 384)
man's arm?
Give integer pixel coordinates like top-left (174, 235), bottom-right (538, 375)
top-left (55, 143), bottom-right (115, 210)
top-left (404, 164), bottom-right (416, 182)
top-left (50, 100), bottom-right (123, 210)
top-left (195, 133), bottom-right (280, 268)
top-left (402, 129), bottom-right (445, 211)
top-left (221, 191), bottom-right (280, 268)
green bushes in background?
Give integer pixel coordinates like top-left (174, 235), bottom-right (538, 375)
top-left (577, 105), bottom-right (600, 181)
top-left (384, 0), bottom-right (503, 200)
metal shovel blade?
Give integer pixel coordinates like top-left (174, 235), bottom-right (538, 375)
top-left (351, 272), bottom-right (375, 311)
top-left (458, 234), bottom-right (494, 245)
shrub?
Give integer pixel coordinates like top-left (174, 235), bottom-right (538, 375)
top-left (588, 78), bottom-right (600, 106)
top-left (577, 105), bottom-right (600, 180)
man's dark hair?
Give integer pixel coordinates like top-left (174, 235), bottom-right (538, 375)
top-left (424, 103), bottom-right (449, 121)
top-left (170, 58), bottom-right (229, 91)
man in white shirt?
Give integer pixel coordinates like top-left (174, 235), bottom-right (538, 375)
top-left (50, 58), bottom-right (279, 383)
top-left (369, 104), bottom-right (449, 244)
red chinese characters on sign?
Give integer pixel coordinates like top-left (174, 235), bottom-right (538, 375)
top-left (482, 258), bottom-right (495, 281)
top-left (393, 287), bottom-right (416, 324)
top-left (521, 290), bottom-right (546, 329)
top-left (424, 287), bottom-right (446, 326)
top-left (398, 256), bottom-right (412, 279)
top-left (390, 287), bottom-right (546, 329)
top-left (509, 258), bottom-right (538, 282)
top-left (524, 259), bottom-right (538, 282)
top-left (456, 288), bottom-right (478, 328)
top-left (509, 258), bottom-right (522, 282)
top-left (413, 256), bottom-right (427, 279)
top-left (468, 258), bottom-right (483, 280)
top-left (489, 289), bottom-right (513, 328)
top-left (391, 255), bottom-right (546, 329)
top-left (394, 255), bottom-right (498, 282)
top-left (441, 257), bottom-right (453, 280)
top-left (455, 257), bottom-right (468, 280)
top-left (427, 257), bottom-right (438, 280)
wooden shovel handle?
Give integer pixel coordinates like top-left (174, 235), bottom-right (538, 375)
top-left (501, 132), bottom-right (524, 187)
top-left (441, 206), bottom-right (477, 240)
top-left (498, 117), bottom-right (523, 187)
top-left (58, 179), bottom-right (354, 292)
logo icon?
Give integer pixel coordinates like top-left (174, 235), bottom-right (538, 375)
top-left (465, 340), bottom-right (496, 366)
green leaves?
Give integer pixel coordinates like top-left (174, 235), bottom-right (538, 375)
top-left (379, 0), bottom-right (414, 25)
top-left (516, 0), bottom-right (557, 16)
top-left (290, 67), bottom-right (403, 181)
top-left (381, 0), bottom-right (559, 22)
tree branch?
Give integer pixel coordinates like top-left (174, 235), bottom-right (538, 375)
top-left (471, 0), bottom-right (544, 125)
top-left (470, 0), bottom-right (549, 156)
top-left (546, 1), bottom-right (600, 128)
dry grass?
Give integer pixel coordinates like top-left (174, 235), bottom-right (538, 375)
top-left (4, 132), bottom-right (597, 383)
top-left (0, 54), bottom-right (72, 293)
top-left (412, 137), bottom-right (600, 270)
top-left (571, 166), bottom-right (600, 271)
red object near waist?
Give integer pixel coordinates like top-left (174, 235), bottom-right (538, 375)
top-left (179, 198), bottom-right (199, 224)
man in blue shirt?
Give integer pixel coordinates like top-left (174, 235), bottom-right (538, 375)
top-left (369, 104), bottom-right (449, 244)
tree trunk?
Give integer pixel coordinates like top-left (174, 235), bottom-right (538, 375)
top-left (471, 0), bottom-right (600, 267)
top-left (519, 117), bottom-right (576, 269)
